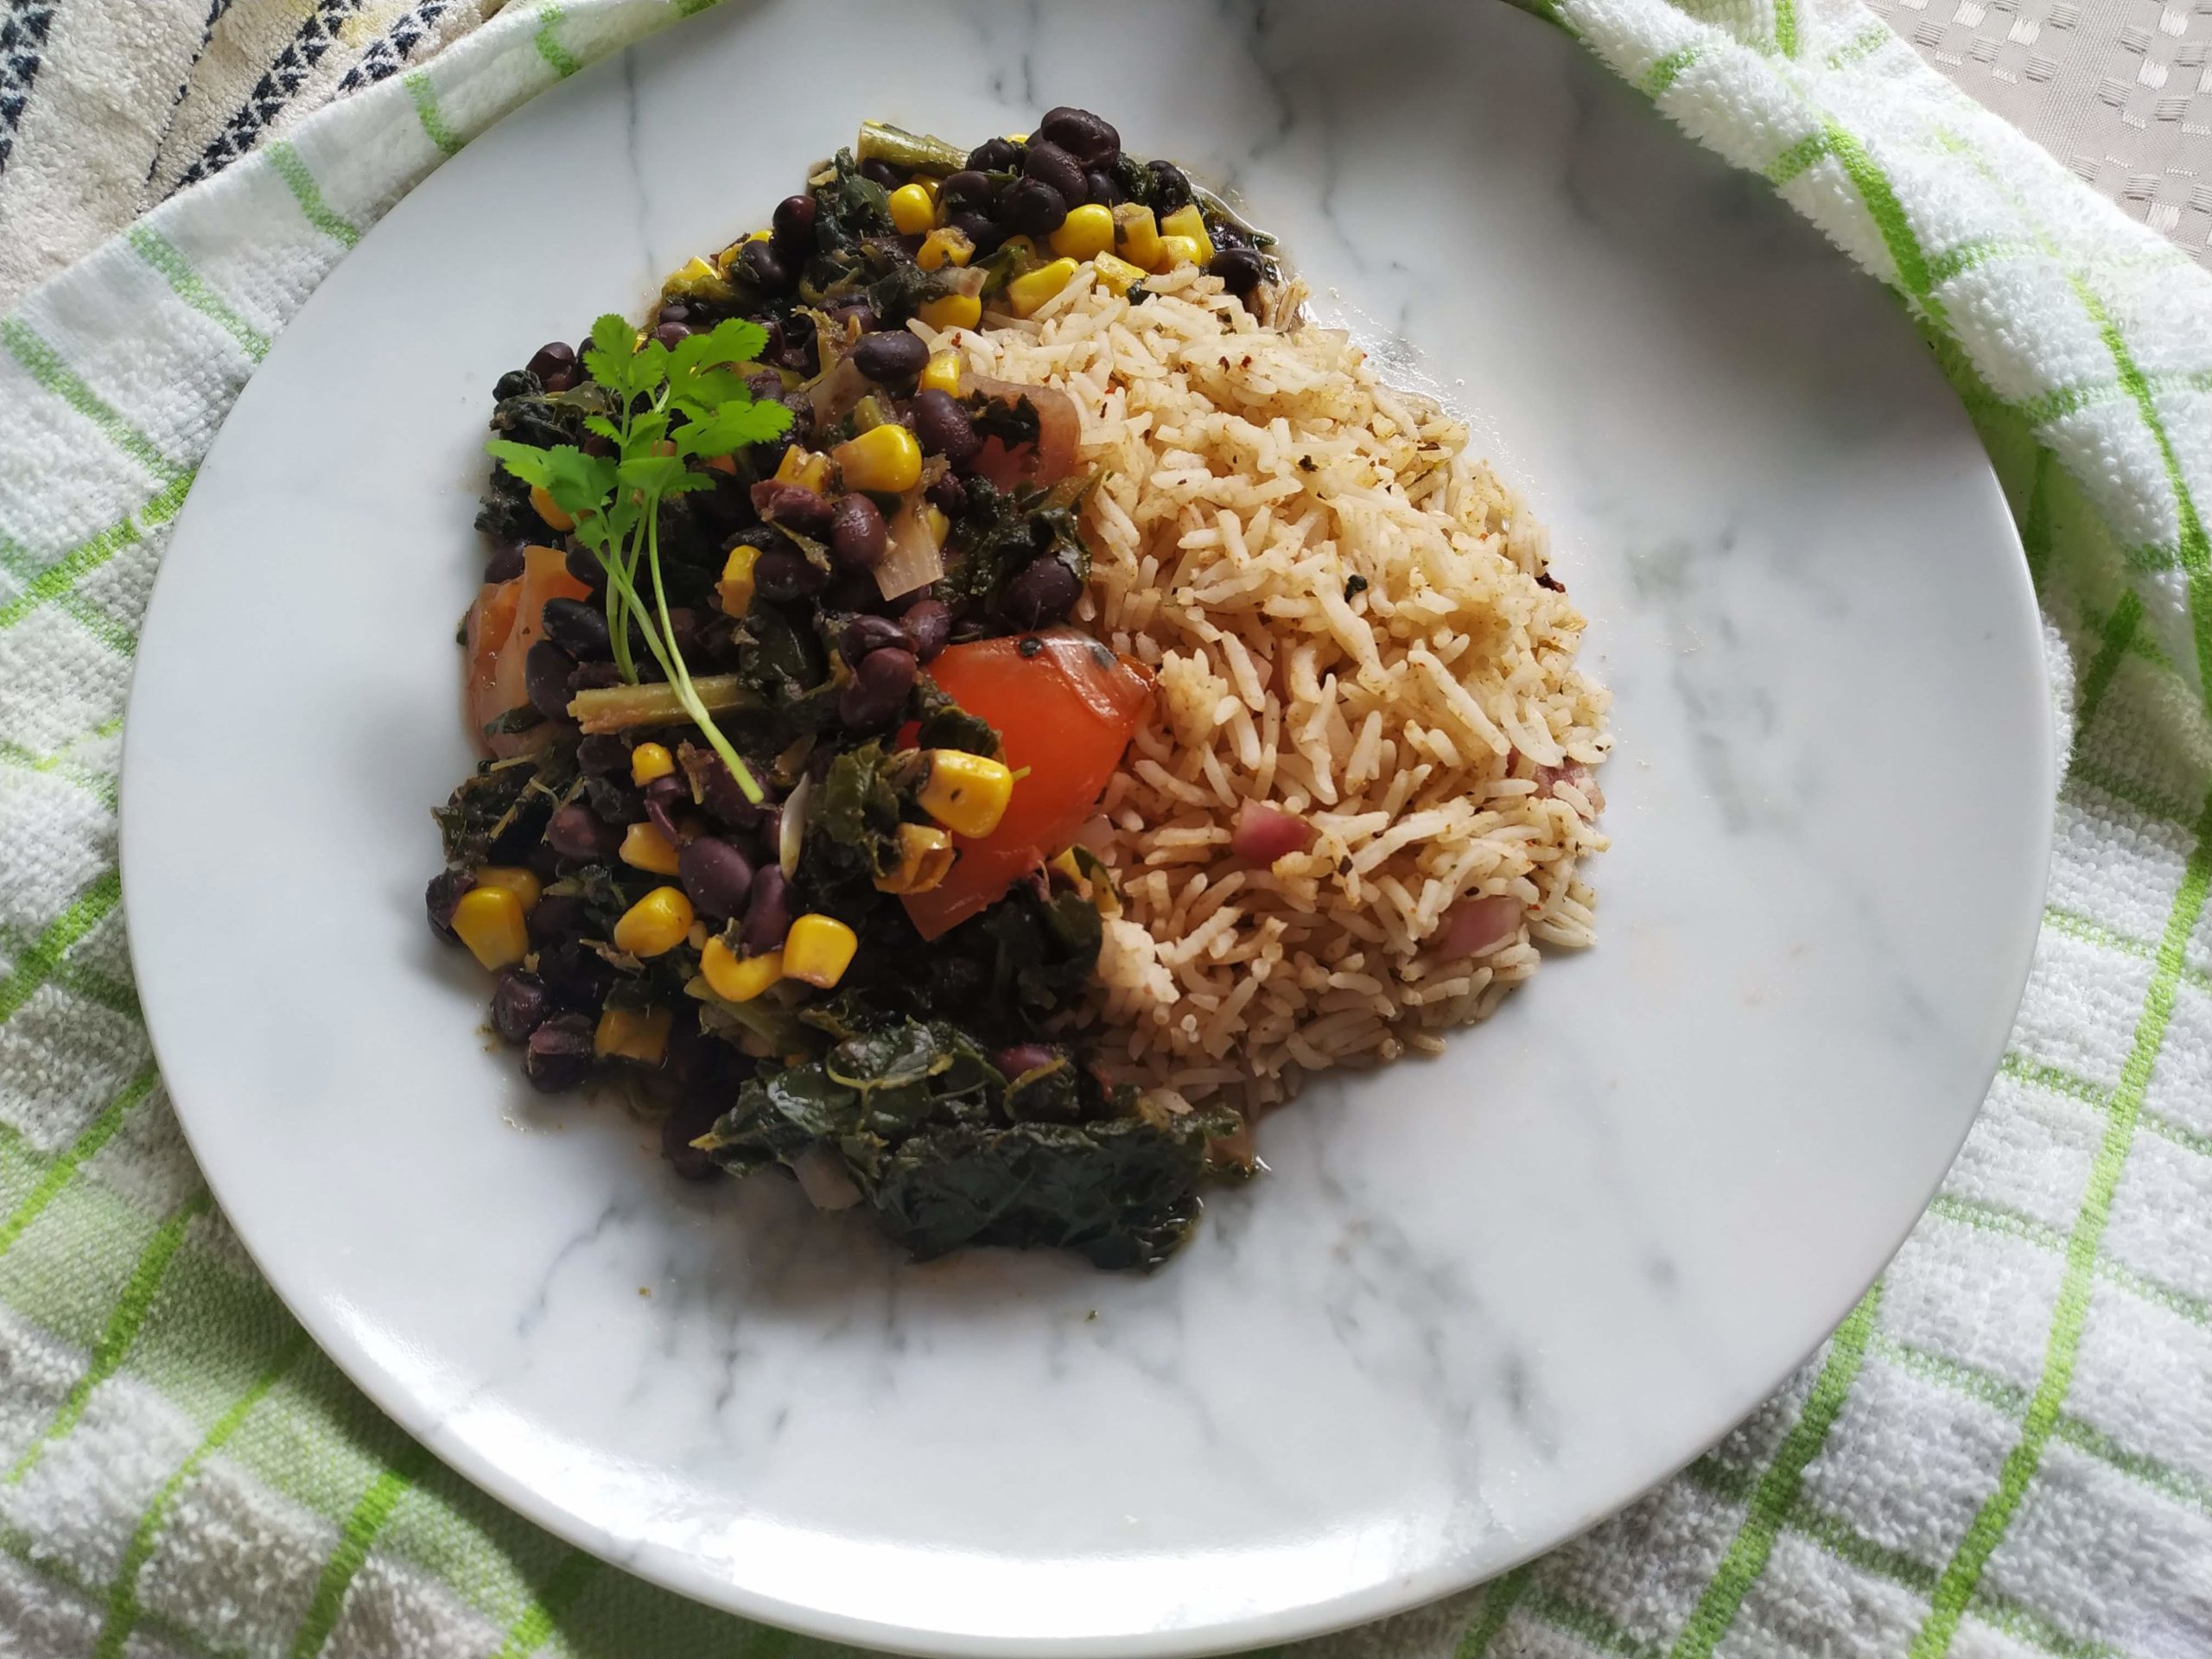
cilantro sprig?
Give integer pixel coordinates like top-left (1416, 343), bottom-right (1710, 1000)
top-left (487, 313), bottom-right (792, 804)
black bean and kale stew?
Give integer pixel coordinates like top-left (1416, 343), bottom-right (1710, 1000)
top-left (427, 112), bottom-right (1272, 1271)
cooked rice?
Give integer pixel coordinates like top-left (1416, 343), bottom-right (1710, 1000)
top-left (925, 264), bottom-right (1611, 1111)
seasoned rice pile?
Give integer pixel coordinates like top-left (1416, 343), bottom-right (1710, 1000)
top-left (927, 264), bottom-right (1611, 1111)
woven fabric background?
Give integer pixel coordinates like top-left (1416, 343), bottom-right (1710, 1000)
top-left (0, 2), bottom-right (2208, 1658)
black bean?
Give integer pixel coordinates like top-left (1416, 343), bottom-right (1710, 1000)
top-left (851, 330), bottom-right (928, 385)
top-left (757, 484), bottom-right (834, 536)
top-left (1021, 142), bottom-right (1088, 208)
top-left (652, 321), bottom-right (691, 350)
top-left (859, 157), bottom-right (903, 190)
top-left (1146, 159), bottom-right (1193, 213)
top-left (691, 749), bottom-right (763, 829)
top-left (484, 540), bottom-right (526, 583)
top-left (1001, 178), bottom-right (1068, 236)
top-left (829, 301), bottom-right (881, 335)
top-left (546, 802), bottom-right (620, 861)
top-left (524, 639), bottom-right (575, 721)
top-left (679, 836), bottom-right (754, 919)
top-left (537, 944), bottom-right (613, 1011)
top-left (753, 547), bottom-right (825, 602)
top-left (661, 1094), bottom-right (724, 1180)
top-left (540, 596), bottom-right (610, 659)
top-left (842, 613), bottom-right (906, 663)
top-left (524, 1014), bottom-right (595, 1092)
top-left (1001, 556), bottom-right (1079, 627)
top-left (1210, 219), bottom-right (1255, 252)
top-left (493, 369), bottom-right (539, 401)
top-left (948, 209), bottom-right (1001, 257)
top-left (898, 598), bottom-right (952, 663)
top-left (525, 342), bottom-right (576, 391)
top-left (941, 169), bottom-right (994, 210)
top-left (924, 473), bottom-right (968, 517)
top-left (995, 1043), bottom-right (1058, 1078)
top-left (1210, 247), bottom-right (1266, 302)
top-left (563, 543), bottom-right (604, 589)
top-left (425, 868), bottom-right (471, 943)
top-left (583, 772), bottom-right (643, 825)
top-left (1017, 141), bottom-right (1088, 207)
top-left (763, 314), bottom-right (817, 375)
top-left (737, 239), bottom-right (792, 295)
top-left (1084, 168), bottom-right (1124, 207)
top-left (491, 972), bottom-right (550, 1043)
top-left (657, 302), bottom-right (693, 327)
top-left (645, 772), bottom-right (688, 843)
top-left (830, 494), bottom-right (888, 571)
top-left (741, 867), bottom-right (792, 955)
top-left (772, 193), bottom-right (817, 257)
top-left (967, 137), bottom-right (1021, 173)
top-left (577, 734), bottom-right (631, 775)
top-left (531, 895), bottom-right (589, 943)
top-left (1039, 107), bottom-right (1120, 163)
top-left (569, 661), bottom-right (622, 696)
top-left (839, 645), bottom-right (917, 729)
top-left (909, 389), bottom-right (979, 466)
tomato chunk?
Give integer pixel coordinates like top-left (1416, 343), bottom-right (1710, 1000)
top-left (902, 628), bottom-right (1153, 939)
top-left (463, 544), bottom-right (593, 756)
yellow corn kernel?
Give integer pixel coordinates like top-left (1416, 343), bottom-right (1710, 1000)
top-left (1004, 130), bottom-right (1029, 143)
top-left (918, 750), bottom-right (1014, 838)
top-left (919, 351), bottom-right (963, 397)
top-left (1114, 204), bottom-right (1164, 271)
top-left (918, 293), bottom-right (982, 332)
top-left (1050, 203), bottom-right (1116, 261)
top-left (782, 914), bottom-right (858, 988)
top-left (472, 865), bottom-right (542, 913)
top-left (772, 445), bottom-right (830, 493)
top-left (1160, 204), bottom-right (1217, 265)
top-left (834, 423), bottom-right (923, 493)
top-left (1090, 252), bottom-right (1146, 297)
top-left (1005, 257), bottom-right (1080, 319)
top-left (452, 887), bottom-right (527, 971)
top-left (747, 227), bottom-right (772, 242)
top-left (1048, 848), bottom-right (1084, 883)
top-left (613, 886), bottom-right (693, 958)
top-left (720, 543), bottom-right (758, 616)
top-left (887, 183), bottom-right (936, 235)
top-left (917, 227), bottom-right (974, 271)
top-left (529, 484), bottom-right (574, 532)
top-left (998, 234), bottom-right (1039, 266)
top-left (594, 1007), bottom-right (671, 1065)
top-left (1158, 233), bottom-right (1204, 270)
top-left (873, 823), bottom-right (956, 894)
top-left (620, 821), bottom-right (683, 876)
top-left (921, 504), bottom-right (949, 546)
top-left (630, 742), bottom-right (676, 785)
top-left (700, 937), bottom-right (783, 1002)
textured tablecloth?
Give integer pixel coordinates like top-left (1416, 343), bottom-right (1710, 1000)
top-left (0, 3), bottom-right (2208, 1658)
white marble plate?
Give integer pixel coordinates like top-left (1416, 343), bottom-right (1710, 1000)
top-left (119, 1), bottom-right (2054, 1652)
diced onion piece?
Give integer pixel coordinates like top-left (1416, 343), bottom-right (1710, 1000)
top-left (874, 493), bottom-right (946, 601)
top-left (1230, 799), bottom-right (1316, 863)
top-left (792, 1144), bottom-right (863, 1211)
top-left (1438, 893), bottom-right (1522, 958)
top-left (779, 773), bottom-right (811, 879)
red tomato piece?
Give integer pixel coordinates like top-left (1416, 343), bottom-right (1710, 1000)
top-left (463, 544), bottom-right (592, 756)
top-left (902, 628), bottom-right (1153, 939)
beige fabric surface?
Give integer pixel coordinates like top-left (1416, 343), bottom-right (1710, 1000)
top-left (1877, 0), bottom-right (2212, 260)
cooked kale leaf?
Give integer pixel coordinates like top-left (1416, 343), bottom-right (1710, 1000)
top-left (702, 1016), bottom-right (1238, 1269)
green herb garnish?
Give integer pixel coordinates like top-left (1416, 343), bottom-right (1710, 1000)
top-left (486, 314), bottom-right (791, 803)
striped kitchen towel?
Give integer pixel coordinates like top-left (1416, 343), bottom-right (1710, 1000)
top-left (0, 0), bottom-right (2208, 1656)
